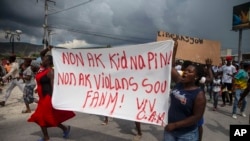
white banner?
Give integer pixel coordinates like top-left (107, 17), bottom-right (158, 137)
top-left (52, 40), bottom-right (174, 126)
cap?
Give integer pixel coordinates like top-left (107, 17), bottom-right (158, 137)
top-left (226, 56), bottom-right (232, 61)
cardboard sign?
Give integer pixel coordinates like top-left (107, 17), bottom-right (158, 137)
top-left (51, 40), bottom-right (174, 126)
top-left (157, 31), bottom-right (221, 65)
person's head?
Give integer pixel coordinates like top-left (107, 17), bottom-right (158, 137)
top-left (31, 61), bottom-right (40, 73)
top-left (226, 56), bottom-right (232, 66)
top-left (242, 62), bottom-right (250, 71)
top-left (181, 64), bottom-right (205, 86)
top-left (8, 55), bottom-right (16, 63)
top-left (20, 63), bottom-right (26, 70)
top-left (181, 60), bottom-right (193, 71)
top-left (23, 58), bottom-right (32, 67)
top-left (41, 55), bottom-right (53, 68)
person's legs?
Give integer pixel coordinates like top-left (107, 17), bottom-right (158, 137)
top-left (133, 122), bottom-right (142, 141)
top-left (213, 92), bottom-right (219, 110)
top-left (227, 83), bottom-right (233, 105)
top-left (22, 85), bottom-right (35, 113)
top-left (135, 122), bottom-right (142, 136)
top-left (221, 91), bottom-right (226, 107)
top-left (163, 130), bottom-right (175, 141)
top-left (15, 79), bottom-right (25, 93)
top-left (208, 83), bottom-right (213, 102)
top-left (22, 103), bottom-right (31, 113)
top-left (176, 128), bottom-right (199, 141)
top-left (58, 123), bottom-right (71, 138)
top-left (40, 126), bottom-right (49, 141)
top-left (240, 96), bottom-right (247, 117)
top-left (0, 80), bottom-right (16, 106)
top-left (102, 116), bottom-right (109, 125)
top-left (232, 89), bottom-right (241, 119)
top-left (228, 91), bottom-right (233, 105)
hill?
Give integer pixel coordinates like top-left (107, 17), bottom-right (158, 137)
top-left (0, 42), bottom-right (44, 57)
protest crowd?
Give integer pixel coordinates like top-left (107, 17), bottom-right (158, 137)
top-left (0, 40), bottom-right (250, 141)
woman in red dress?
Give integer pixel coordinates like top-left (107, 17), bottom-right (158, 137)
top-left (28, 55), bottom-right (75, 141)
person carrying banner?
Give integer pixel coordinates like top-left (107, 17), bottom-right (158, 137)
top-left (163, 40), bottom-right (207, 141)
top-left (27, 53), bottom-right (75, 141)
top-left (102, 116), bottom-right (142, 141)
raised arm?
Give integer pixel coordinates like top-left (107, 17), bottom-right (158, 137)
top-left (40, 45), bottom-right (53, 59)
top-left (171, 40), bottom-right (182, 83)
top-left (204, 58), bottom-right (213, 83)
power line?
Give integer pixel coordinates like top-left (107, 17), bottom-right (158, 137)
top-left (48, 25), bottom-right (154, 43)
top-left (48, 0), bottom-right (93, 16)
top-left (54, 23), bottom-right (154, 40)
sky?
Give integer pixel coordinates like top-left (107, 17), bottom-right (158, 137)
top-left (0, 0), bottom-right (249, 54)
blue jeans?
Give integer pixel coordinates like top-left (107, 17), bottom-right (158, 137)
top-left (232, 89), bottom-right (247, 114)
top-left (4, 79), bottom-right (24, 102)
top-left (213, 91), bottom-right (220, 108)
top-left (163, 127), bottom-right (198, 141)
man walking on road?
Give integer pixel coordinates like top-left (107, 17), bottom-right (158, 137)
top-left (0, 54), bottom-right (23, 107)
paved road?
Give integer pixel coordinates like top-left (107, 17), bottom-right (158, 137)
top-left (0, 86), bottom-right (249, 141)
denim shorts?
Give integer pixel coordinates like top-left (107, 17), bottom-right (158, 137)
top-left (163, 127), bottom-right (198, 141)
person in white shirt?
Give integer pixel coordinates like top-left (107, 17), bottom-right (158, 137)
top-left (219, 56), bottom-right (237, 107)
top-left (0, 55), bottom-right (24, 106)
top-left (212, 72), bottom-right (222, 111)
top-left (21, 59), bottom-right (38, 113)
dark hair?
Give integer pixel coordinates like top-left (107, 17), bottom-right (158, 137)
top-left (181, 60), bottom-right (206, 86)
top-left (193, 64), bottom-right (205, 86)
top-left (8, 55), bottom-right (16, 63)
top-left (181, 60), bottom-right (193, 71)
top-left (46, 55), bottom-right (53, 66)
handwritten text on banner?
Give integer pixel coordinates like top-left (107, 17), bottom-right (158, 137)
top-left (51, 40), bottom-right (174, 126)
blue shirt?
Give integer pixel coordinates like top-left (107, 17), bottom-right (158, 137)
top-left (168, 83), bottom-right (201, 132)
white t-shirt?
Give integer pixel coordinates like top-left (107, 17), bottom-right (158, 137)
top-left (2, 62), bottom-right (19, 80)
top-left (213, 78), bottom-right (221, 92)
top-left (220, 65), bottom-right (237, 83)
top-left (22, 66), bottom-right (35, 85)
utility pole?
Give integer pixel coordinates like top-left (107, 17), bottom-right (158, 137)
top-left (37, 0), bottom-right (55, 49)
top-left (237, 29), bottom-right (242, 63)
top-left (47, 29), bottom-right (55, 46)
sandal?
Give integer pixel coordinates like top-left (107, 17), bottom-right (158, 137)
top-left (132, 134), bottom-right (142, 141)
top-left (37, 138), bottom-right (49, 141)
top-left (63, 126), bottom-right (71, 138)
top-left (38, 138), bottom-right (44, 141)
top-left (101, 121), bottom-right (108, 125)
top-left (21, 110), bottom-right (31, 113)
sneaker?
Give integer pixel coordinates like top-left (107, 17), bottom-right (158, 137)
top-left (232, 114), bottom-right (237, 119)
top-left (213, 107), bottom-right (217, 111)
top-left (63, 126), bottom-right (71, 138)
top-left (241, 112), bottom-right (246, 117)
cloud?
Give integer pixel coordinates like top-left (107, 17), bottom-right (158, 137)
top-left (0, 0), bottom-right (249, 55)
top-left (57, 39), bottom-right (93, 48)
